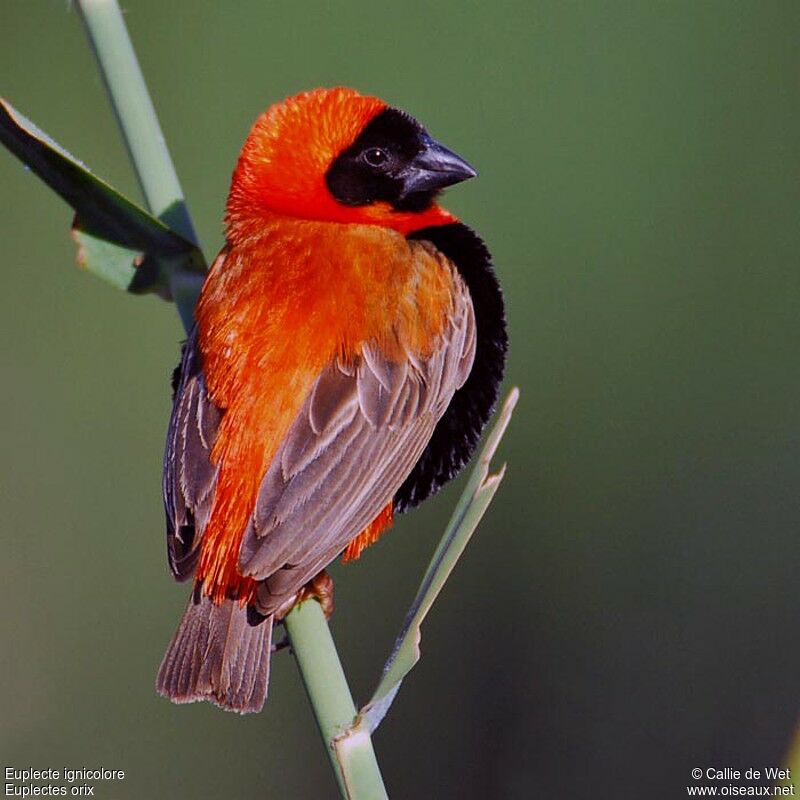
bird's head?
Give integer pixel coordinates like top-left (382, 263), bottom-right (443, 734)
top-left (226, 87), bottom-right (476, 236)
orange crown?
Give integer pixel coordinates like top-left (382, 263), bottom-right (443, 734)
top-left (225, 87), bottom-right (454, 236)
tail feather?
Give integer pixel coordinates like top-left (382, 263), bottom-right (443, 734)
top-left (156, 593), bottom-right (273, 714)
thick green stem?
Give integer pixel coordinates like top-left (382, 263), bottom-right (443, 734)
top-left (75, 2), bottom-right (387, 797)
top-left (285, 603), bottom-right (389, 800)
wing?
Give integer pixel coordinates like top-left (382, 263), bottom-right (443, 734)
top-left (163, 325), bottom-right (221, 581)
top-left (241, 272), bottom-right (476, 614)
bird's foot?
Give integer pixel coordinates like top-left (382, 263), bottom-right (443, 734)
top-left (274, 570), bottom-right (335, 621)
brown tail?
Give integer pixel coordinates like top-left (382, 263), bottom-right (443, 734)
top-left (156, 593), bottom-right (273, 714)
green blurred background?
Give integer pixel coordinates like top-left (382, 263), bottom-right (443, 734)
top-left (2, 1), bottom-right (799, 797)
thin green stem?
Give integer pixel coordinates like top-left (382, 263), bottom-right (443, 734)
top-left (76, 0), bottom-right (197, 245)
top-left (77, 0), bottom-right (200, 331)
top-left (285, 603), bottom-right (389, 800)
top-left (75, 2), bottom-right (387, 797)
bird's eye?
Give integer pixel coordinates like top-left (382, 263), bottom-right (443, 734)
top-left (362, 147), bottom-right (389, 168)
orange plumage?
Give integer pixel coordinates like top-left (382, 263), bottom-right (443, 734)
top-left (196, 210), bottom-right (457, 604)
top-left (157, 87), bottom-right (506, 713)
top-left (225, 88), bottom-right (454, 236)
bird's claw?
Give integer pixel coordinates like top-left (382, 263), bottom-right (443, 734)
top-left (274, 569), bottom-right (335, 621)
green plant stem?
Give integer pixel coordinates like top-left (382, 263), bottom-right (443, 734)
top-left (77, 0), bottom-right (201, 330)
top-left (285, 603), bottom-right (389, 800)
top-left (782, 722), bottom-right (800, 788)
top-left (75, 2), bottom-right (387, 797)
top-left (76, 0), bottom-right (197, 245)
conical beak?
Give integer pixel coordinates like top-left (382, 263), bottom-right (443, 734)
top-left (398, 134), bottom-right (478, 199)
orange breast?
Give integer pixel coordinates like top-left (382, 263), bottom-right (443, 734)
top-left (195, 212), bottom-right (457, 603)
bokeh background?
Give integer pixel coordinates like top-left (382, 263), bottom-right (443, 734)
top-left (2, 2), bottom-right (799, 798)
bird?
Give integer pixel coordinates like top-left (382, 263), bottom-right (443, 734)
top-left (156, 87), bottom-right (507, 713)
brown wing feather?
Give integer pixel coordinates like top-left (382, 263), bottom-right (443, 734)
top-left (163, 326), bottom-right (221, 580)
top-left (163, 260), bottom-right (475, 613)
top-left (240, 272), bottom-right (476, 614)
top-left (163, 251), bottom-right (231, 581)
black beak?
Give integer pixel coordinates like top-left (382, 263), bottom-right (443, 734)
top-left (398, 134), bottom-right (477, 199)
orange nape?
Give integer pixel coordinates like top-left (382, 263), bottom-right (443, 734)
top-left (342, 503), bottom-right (394, 563)
top-left (226, 87), bottom-right (457, 239)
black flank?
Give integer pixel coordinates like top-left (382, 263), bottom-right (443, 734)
top-left (394, 223), bottom-right (508, 512)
